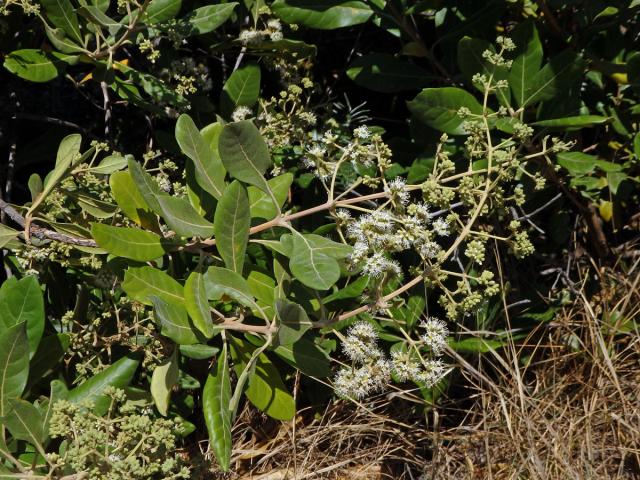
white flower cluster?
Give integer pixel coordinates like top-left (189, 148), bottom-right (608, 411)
top-left (420, 317), bottom-right (449, 355)
top-left (334, 322), bottom-right (391, 399)
top-left (301, 126), bottom-right (392, 179)
top-left (389, 317), bottom-right (449, 388)
top-left (342, 195), bottom-right (450, 277)
top-left (334, 319), bottom-right (450, 399)
top-left (238, 17), bottom-right (283, 45)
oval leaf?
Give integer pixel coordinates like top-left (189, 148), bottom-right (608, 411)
top-left (272, 0), bottom-right (373, 29)
top-left (0, 276), bottom-right (44, 357)
top-left (122, 266), bottom-right (184, 306)
top-left (229, 337), bottom-right (295, 420)
top-left (203, 344), bottom-right (232, 472)
top-left (67, 354), bottom-right (140, 415)
top-left (219, 121), bottom-right (272, 193)
top-left (151, 296), bottom-right (201, 345)
top-left (151, 350), bottom-right (179, 416)
top-left (0, 323), bottom-right (30, 417)
top-left (214, 180), bottom-right (250, 273)
top-left (407, 87), bottom-right (483, 135)
top-left (184, 272), bottom-right (215, 338)
top-left (91, 224), bottom-right (166, 261)
top-left (176, 115), bottom-right (226, 199)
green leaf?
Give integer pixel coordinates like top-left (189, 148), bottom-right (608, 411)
top-left (78, 6), bottom-right (122, 35)
top-left (144, 0), bottom-right (182, 23)
top-left (275, 299), bottom-right (313, 346)
top-left (0, 225), bottom-right (18, 248)
top-left (128, 155), bottom-right (215, 237)
top-left (247, 270), bottom-right (276, 305)
top-left (119, 63), bottom-right (188, 109)
top-left (204, 267), bottom-right (257, 309)
top-left (184, 272), bottom-right (215, 338)
top-left (347, 53), bottom-right (432, 93)
top-left (44, 24), bottom-right (85, 54)
top-left (179, 344), bottom-right (219, 359)
top-left (123, 266), bottom-right (184, 306)
top-left (4, 399), bottom-right (45, 452)
top-left (32, 134), bottom-right (82, 216)
top-left (0, 276), bottom-right (44, 357)
top-left (532, 115), bottom-right (610, 128)
top-left (26, 334), bottom-right (70, 390)
top-left (109, 171), bottom-right (156, 228)
top-left (607, 172), bottom-right (628, 195)
top-left (175, 115), bottom-right (226, 199)
top-left (0, 323), bottom-right (30, 417)
top-left (248, 173), bottom-right (292, 220)
top-left (151, 296), bottom-right (201, 345)
top-left (272, 0), bottom-right (373, 29)
top-left (3, 49), bottom-right (72, 83)
top-left (219, 121), bottom-right (272, 193)
top-left (229, 337), bottom-right (295, 420)
top-left (67, 354), bottom-right (140, 415)
top-left (407, 87), bottom-right (483, 135)
top-left (288, 233), bottom-right (350, 290)
top-left (508, 20), bottom-right (543, 108)
top-left (221, 64), bottom-right (261, 114)
top-left (127, 158), bottom-right (163, 212)
top-left (203, 343), bottom-right (232, 472)
top-left (521, 50), bottom-right (585, 107)
top-left (628, 52), bottom-right (640, 96)
top-left (322, 276), bottom-right (369, 303)
top-left (150, 350), bottom-right (179, 416)
top-left (179, 3), bottom-right (238, 35)
top-left (447, 337), bottom-right (504, 353)
top-left (155, 195), bottom-right (215, 238)
top-left (214, 181), bottom-right (250, 273)
top-left (72, 191), bottom-right (119, 219)
top-left (389, 294), bottom-right (425, 330)
top-left (40, 0), bottom-right (82, 43)
top-left (556, 152), bottom-right (598, 175)
top-left (90, 154), bottom-right (130, 174)
top-left (91, 224), bottom-right (166, 261)
top-left (273, 337), bottom-right (331, 378)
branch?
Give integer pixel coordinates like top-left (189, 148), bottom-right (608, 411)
top-left (0, 199), bottom-right (98, 247)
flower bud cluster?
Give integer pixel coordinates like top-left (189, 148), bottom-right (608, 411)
top-left (48, 388), bottom-right (190, 479)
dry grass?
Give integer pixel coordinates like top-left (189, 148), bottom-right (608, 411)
top-left (431, 262), bottom-right (640, 479)
top-left (206, 259), bottom-right (640, 479)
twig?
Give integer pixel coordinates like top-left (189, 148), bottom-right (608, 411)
top-left (0, 199), bottom-right (98, 247)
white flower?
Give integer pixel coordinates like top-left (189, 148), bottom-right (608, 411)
top-left (267, 19), bottom-right (282, 31)
top-left (419, 241), bottom-right (441, 259)
top-left (342, 336), bottom-right (382, 363)
top-left (432, 217), bottom-right (450, 236)
top-left (334, 360), bottom-right (390, 400)
top-left (420, 317), bottom-right (449, 355)
top-left (361, 252), bottom-right (401, 278)
top-left (385, 177), bottom-right (409, 205)
top-left (415, 359), bottom-right (447, 387)
top-left (391, 350), bottom-right (421, 382)
top-left (348, 321), bottom-right (378, 343)
top-left (407, 202), bottom-right (430, 223)
top-left (238, 29), bottom-right (263, 45)
top-left (307, 145), bottom-right (326, 157)
top-left (353, 125), bottom-right (370, 139)
top-left (232, 106), bottom-right (253, 122)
